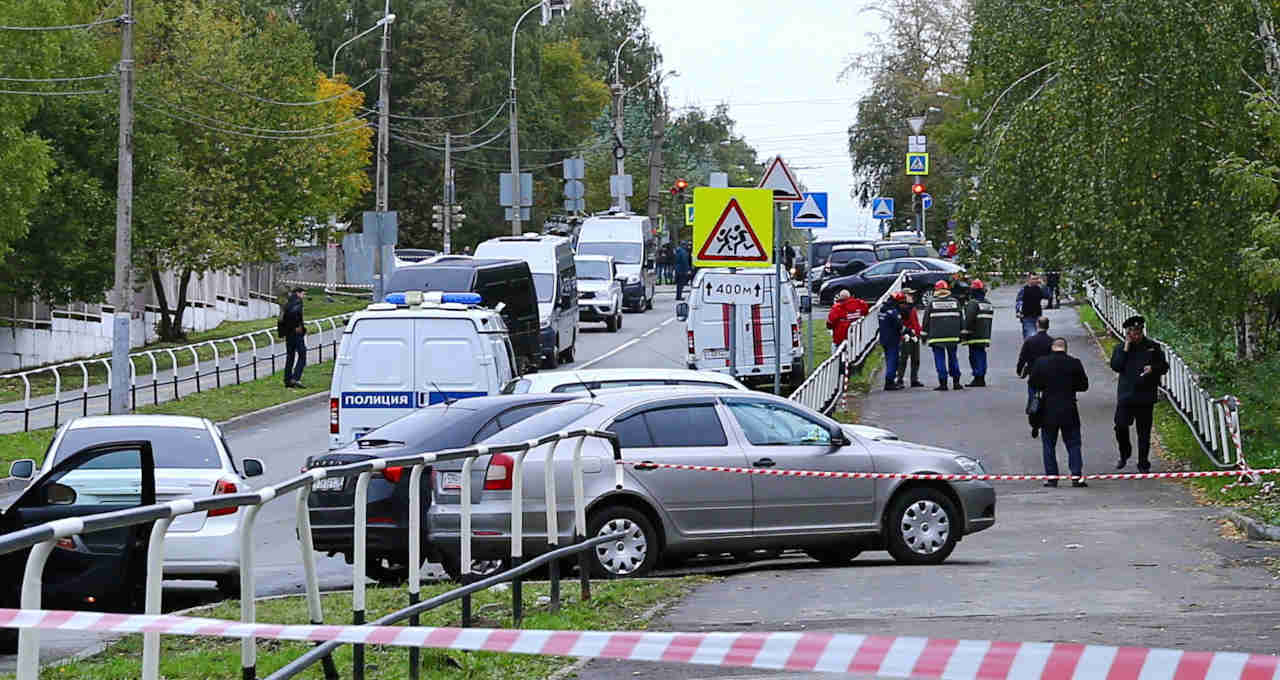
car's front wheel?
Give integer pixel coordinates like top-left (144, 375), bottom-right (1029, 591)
top-left (588, 506), bottom-right (659, 578)
top-left (885, 487), bottom-right (959, 565)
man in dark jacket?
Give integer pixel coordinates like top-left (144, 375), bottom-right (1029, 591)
top-left (674, 244), bottom-right (692, 301)
top-left (921, 280), bottom-right (964, 391)
top-left (1111, 315), bottom-right (1169, 472)
top-left (961, 279), bottom-right (993, 387)
top-left (1016, 317), bottom-right (1054, 437)
top-left (877, 292), bottom-right (905, 391)
top-left (1029, 338), bottom-right (1090, 487)
top-left (280, 287), bottom-right (307, 388)
top-left (1017, 275), bottom-right (1046, 338)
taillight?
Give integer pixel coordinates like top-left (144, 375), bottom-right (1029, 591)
top-left (55, 537), bottom-right (76, 551)
top-left (687, 330), bottom-right (695, 355)
top-left (209, 479), bottom-right (238, 516)
top-left (792, 323), bottom-right (800, 348)
top-left (483, 453), bottom-right (514, 491)
top-left (380, 466), bottom-right (404, 484)
top-left (329, 398), bottom-right (339, 434)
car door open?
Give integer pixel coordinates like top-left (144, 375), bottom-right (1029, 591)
top-left (1, 440), bottom-right (157, 612)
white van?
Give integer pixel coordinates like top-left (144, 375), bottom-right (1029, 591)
top-left (328, 292), bottom-right (517, 449)
top-left (575, 211), bottom-right (656, 312)
top-left (474, 234), bottom-right (579, 368)
top-left (677, 268), bottom-right (806, 391)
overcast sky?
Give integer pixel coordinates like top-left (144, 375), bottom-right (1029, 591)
top-left (638, 0), bottom-right (887, 239)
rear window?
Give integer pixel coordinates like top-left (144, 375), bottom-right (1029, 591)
top-left (357, 405), bottom-right (480, 450)
top-left (386, 267), bottom-right (475, 293)
top-left (54, 426), bottom-right (221, 469)
top-left (502, 379), bottom-right (532, 394)
top-left (480, 403), bottom-right (602, 445)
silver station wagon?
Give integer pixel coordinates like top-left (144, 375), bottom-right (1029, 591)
top-left (428, 388), bottom-right (995, 577)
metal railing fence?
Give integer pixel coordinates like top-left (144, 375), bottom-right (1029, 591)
top-left (0, 312), bottom-right (355, 433)
top-left (789, 271), bottom-right (908, 414)
top-left (0, 428), bottom-right (623, 680)
top-left (1085, 281), bottom-right (1246, 469)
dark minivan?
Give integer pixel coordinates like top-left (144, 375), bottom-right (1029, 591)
top-left (387, 258), bottom-right (541, 372)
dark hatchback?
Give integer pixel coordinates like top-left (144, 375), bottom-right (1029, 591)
top-left (306, 394), bottom-right (575, 582)
top-left (818, 257), bottom-right (962, 305)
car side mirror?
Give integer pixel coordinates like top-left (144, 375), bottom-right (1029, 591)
top-left (9, 459), bottom-right (34, 480)
top-left (830, 430), bottom-right (851, 447)
top-left (243, 458), bottom-right (264, 478)
top-left (675, 302), bottom-right (689, 321)
top-left (43, 482), bottom-right (76, 506)
top-left (799, 295), bottom-right (812, 314)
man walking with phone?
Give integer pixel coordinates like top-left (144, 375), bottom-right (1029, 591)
top-left (1111, 315), bottom-right (1169, 472)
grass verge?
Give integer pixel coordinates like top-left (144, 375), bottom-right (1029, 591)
top-left (1076, 303), bottom-right (1280, 526)
top-left (0, 290), bottom-right (364, 404)
top-left (21, 577), bottom-right (707, 680)
top-left (0, 361), bottom-right (333, 469)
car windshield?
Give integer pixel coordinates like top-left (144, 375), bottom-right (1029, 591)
top-left (532, 273), bottom-right (555, 302)
top-left (578, 242), bottom-right (642, 265)
top-left (576, 260), bottom-right (612, 280)
top-left (355, 404), bottom-right (480, 450)
top-left (502, 379), bottom-right (531, 394)
top-left (385, 267), bottom-right (474, 293)
top-left (877, 247), bottom-right (909, 260)
top-left (54, 426), bottom-right (221, 469)
top-left (481, 403), bottom-right (602, 445)
top-left (831, 250), bottom-right (875, 265)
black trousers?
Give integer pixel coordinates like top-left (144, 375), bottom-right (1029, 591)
top-left (1115, 403), bottom-right (1154, 469)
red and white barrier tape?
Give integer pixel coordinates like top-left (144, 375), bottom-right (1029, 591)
top-left (1, 608), bottom-right (1276, 678)
top-left (619, 460), bottom-right (1280, 483)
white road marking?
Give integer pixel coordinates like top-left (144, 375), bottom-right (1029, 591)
top-left (578, 338), bottom-right (641, 369)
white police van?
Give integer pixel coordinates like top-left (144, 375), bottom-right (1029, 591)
top-left (328, 291), bottom-right (517, 449)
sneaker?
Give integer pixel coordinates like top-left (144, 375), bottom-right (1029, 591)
top-left (1072, 480), bottom-right (1089, 488)
top-left (910, 380), bottom-right (925, 387)
top-left (1115, 457), bottom-right (1128, 470)
top-left (1137, 464), bottom-right (1151, 474)
top-left (1043, 480), bottom-right (1058, 488)
top-left (884, 383), bottom-right (903, 391)
top-left (1031, 426), bottom-right (1039, 439)
top-left (934, 384), bottom-right (949, 392)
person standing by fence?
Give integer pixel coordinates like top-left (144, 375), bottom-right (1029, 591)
top-left (279, 287), bottom-right (307, 388)
top-left (827, 290), bottom-right (869, 355)
top-left (1111, 315), bottom-right (1169, 473)
top-left (895, 291), bottom-right (924, 388)
top-left (1029, 337), bottom-right (1090, 487)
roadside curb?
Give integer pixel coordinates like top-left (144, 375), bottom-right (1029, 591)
top-left (217, 391), bottom-right (327, 433)
top-left (1223, 508), bottom-right (1280, 541)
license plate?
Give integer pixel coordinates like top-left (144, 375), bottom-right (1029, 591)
top-left (442, 472), bottom-right (463, 491)
top-left (704, 349), bottom-right (729, 359)
top-left (312, 477), bottom-right (344, 492)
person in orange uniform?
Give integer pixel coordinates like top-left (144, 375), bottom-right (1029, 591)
top-left (826, 289), bottom-right (869, 355)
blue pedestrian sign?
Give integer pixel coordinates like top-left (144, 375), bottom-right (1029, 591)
top-left (871, 197), bottom-right (894, 220)
top-left (791, 192), bottom-right (828, 228)
top-left (921, 193), bottom-right (933, 210)
top-left (905, 152), bottom-right (929, 176)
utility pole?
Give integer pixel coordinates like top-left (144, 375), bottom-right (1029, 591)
top-left (376, 0), bottom-right (391, 211)
top-left (443, 132), bottom-right (453, 254)
top-left (109, 0), bottom-right (135, 417)
top-left (646, 82), bottom-right (666, 233)
top-left (508, 87), bottom-right (522, 235)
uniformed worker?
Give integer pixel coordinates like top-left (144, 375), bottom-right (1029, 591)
top-left (961, 279), bottom-right (994, 387)
top-left (878, 291), bottom-right (905, 391)
top-left (921, 280), bottom-right (964, 391)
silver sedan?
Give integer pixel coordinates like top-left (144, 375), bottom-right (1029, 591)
top-left (427, 388), bottom-right (995, 578)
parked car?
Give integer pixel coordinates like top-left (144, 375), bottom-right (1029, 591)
top-left (394, 248), bottom-right (437, 265)
top-left (819, 257), bottom-right (962, 305)
top-left (807, 237), bottom-right (876, 290)
top-left (501, 368), bottom-right (900, 442)
top-left (307, 394), bottom-right (577, 582)
top-left (428, 389), bottom-right (994, 578)
top-left (577, 211), bottom-right (658, 312)
top-left (812, 244), bottom-right (878, 292)
top-left (6, 415), bottom-right (265, 598)
top-left (874, 241), bottom-right (939, 261)
top-left (0, 438), bottom-right (165, 652)
top-left (574, 255), bottom-right (624, 332)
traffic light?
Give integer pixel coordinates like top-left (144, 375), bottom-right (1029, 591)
top-left (670, 178), bottom-right (689, 196)
top-left (911, 181), bottom-right (926, 197)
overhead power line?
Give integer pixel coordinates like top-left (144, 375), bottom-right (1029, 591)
top-left (372, 100), bottom-right (507, 123)
top-left (0, 16), bottom-right (122, 31)
top-left (137, 101), bottom-right (372, 140)
top-left (0, 87), bottom-right (110, 96)
top-left (0, 72), bottom-right (114, 83)
top-left (188, 72), bottom-right (378, 107)
top-left (139, 95), bottom-right (374, 135)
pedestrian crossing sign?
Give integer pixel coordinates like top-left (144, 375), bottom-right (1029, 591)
top-left (685, 203), bottom-right (695, 226)
top-left (693, 188), bottom-right (774, 268)
top-left (871, 197), bottom-right (894, 219)
top-left (906, 152), bottom-right (929, 176)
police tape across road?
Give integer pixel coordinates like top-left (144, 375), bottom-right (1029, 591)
top-left (617, 460), bottom-right (1280, 483)
top-left (1, 607), bottom-right (1276, 679)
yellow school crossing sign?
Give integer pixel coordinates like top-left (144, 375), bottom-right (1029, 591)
top-left (692, 188), bottom-right (774, 268)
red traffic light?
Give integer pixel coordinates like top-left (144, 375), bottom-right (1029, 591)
top-left (675, 179), bottom-right (689, 191)
top-left (911, 182), bottom-right (926, 195)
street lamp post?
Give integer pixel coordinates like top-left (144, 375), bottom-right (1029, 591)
top-left (611, 34), bottom-right (636, 211)
top-left (508, 1), bottom-right (545, 235)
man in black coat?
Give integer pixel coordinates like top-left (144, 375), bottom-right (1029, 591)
top-left (1016, 316), bottom-right (1054, 437)
top-left (1029, 338), bottom-right (1090, 487)
top-left (279, 287), bottom-right (308, 388)
top-left (1111, 315), bottom-right (1169, 472)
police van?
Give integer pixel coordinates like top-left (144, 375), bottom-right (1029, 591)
top-left (328, 292), bottom-right (517, 449)
top-left (676, 268), bottom-right (807, 391)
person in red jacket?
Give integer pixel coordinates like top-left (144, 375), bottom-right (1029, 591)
top-left (826, 290), bottom-right (869, 354)
top-left (895, 291), bottom-right (925, 387)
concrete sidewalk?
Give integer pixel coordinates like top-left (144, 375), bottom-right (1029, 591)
top-left (0, 323), bottom-right (345, 434)
top-left (575, 284), bottom-right (1280, 680)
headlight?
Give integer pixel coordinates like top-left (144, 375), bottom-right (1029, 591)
top-left (954, 456), bottom-right (986, 476)
top-left (625, 274), bottom-right (641, 285)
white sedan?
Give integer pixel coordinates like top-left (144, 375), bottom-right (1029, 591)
top-left (11, 415), bottom-right (264, 597)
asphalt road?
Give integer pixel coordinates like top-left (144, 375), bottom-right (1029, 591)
top-left (574, 285), bottom-right (1280, 679)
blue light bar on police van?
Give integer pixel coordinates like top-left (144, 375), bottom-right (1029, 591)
top-left (441, 293), bottom-right (482, 305)
top-left (384, 293), bottom-right (407, 305)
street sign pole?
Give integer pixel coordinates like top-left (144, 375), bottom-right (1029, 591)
top-left (728, 268), bottom-right (737, 381)
top-left (806, 229), bottom-right (813, 373)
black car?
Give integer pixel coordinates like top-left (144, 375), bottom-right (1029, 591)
top-left (818, 257), bottom-right (962, 305)
top-left (306, 394), bottom-right (576, 582)
top-left (811, 245), bottom-right (878, 292)
top-left (874, 241), bottom-right (939, 261)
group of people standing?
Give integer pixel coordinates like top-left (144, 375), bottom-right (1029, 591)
top-left (1017, 312), bottom-right (1170, 487)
